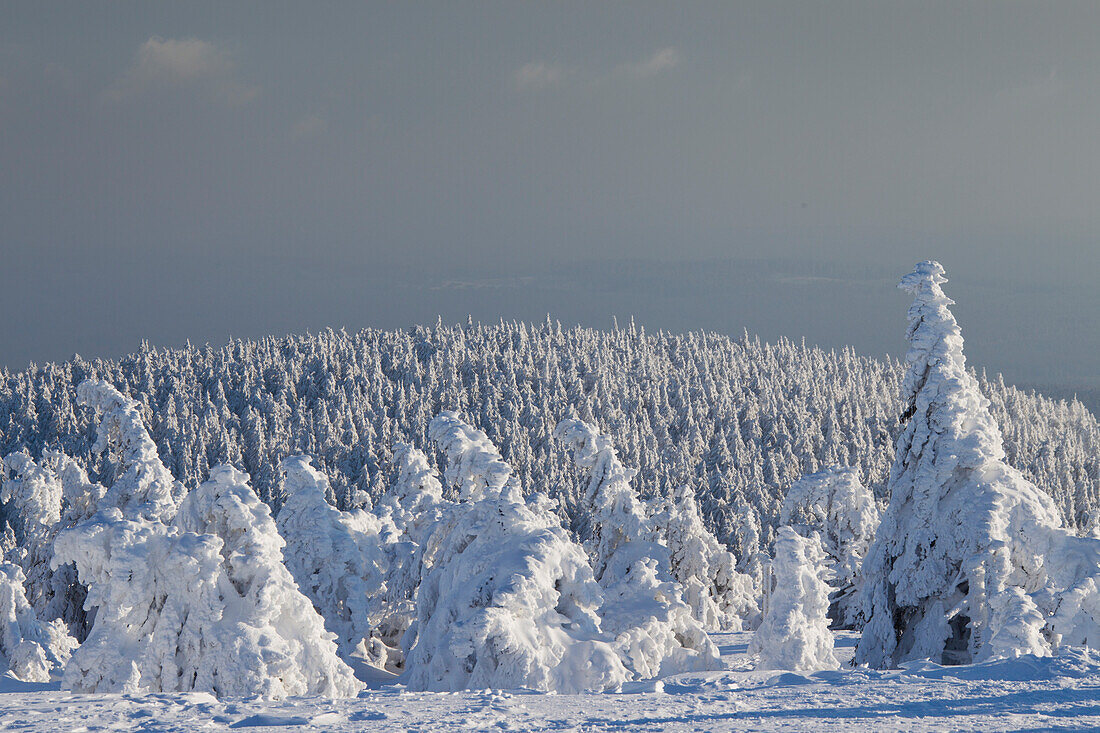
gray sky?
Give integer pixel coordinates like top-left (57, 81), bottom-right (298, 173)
top-left (2, 2), bottom-right (1098, 391)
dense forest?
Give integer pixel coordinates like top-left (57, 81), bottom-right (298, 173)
top-left (2, 319), bottom-right (1097, 568)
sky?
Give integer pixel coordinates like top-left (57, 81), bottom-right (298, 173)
top-left (1, 2), bottom-right (1098, 395)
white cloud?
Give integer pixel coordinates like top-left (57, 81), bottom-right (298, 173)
top-left (106, 36), bottom-right (258, 103)
top-left (511, 47), bottom-right (679, 92)
top-left (614, 47), bottom-right (680, 79)
top-left (512, 62), bottom-right (567, 90)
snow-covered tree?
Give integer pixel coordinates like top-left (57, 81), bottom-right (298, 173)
top-left (77, 380), bottom-right (183, 522)
top-left (857, 261), bottom-right (1100, 667)
top-left (407, 415), bottom-right (627, 692)
top-left (553, 419), bottom-right (654, 578)
top-left (174, 465), bottom-right (361, 698)
top-left (750, 527), bottom-right (837, 671)
top-left (1, 453), bottom-right (64, 616)
top-left (428, 411), bottom-right (522, 502)
top-left (54, 495), bottom-right (361, 697)
top-left (555, 419), bottom-right (720, 678)
top-left (406, 493), bottom-right (628, 692)
top-left (652, 484), bottom-right (758, 631)
top-left (0, 562), bottom-right (76, 682)
top-left (50, 387), bottom-right (360, 698)
top-left (373, 443), bottom-right (446, 657)
top-left (780, 465), bottom-right (879, 627)
top-left (276, 455), bottom-right (391, 668)
top-left (379, 442), bottom-right (444, 545)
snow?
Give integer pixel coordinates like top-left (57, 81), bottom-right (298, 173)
top-left (1, 632), bottom-right (1099, 731)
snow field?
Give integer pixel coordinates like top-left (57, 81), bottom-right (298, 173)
top-left (1, 633), bottom-right (1099, 732)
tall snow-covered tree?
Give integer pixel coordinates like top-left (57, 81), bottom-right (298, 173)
top-left (857, 261), bottom-right (1100, 667)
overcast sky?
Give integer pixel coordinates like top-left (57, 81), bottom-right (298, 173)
top-left (2, 2), bottom-right (1098, 391)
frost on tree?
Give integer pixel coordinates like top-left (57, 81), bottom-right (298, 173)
top-left (54, 472), bottom-right (361, 698)
top-left (780, 465), bottom-right (879, 628)
top-left (77, 380), bottom-right (183, 523)
top-left (1, 448), bottom-right (107, 640)
top-left (428, 411), bottom-right (522, 502)
top-left (0, 563), bottom-right (76, 682)
top-left (750, 527), bottom-right (838, 671)
top-left (856, 261), bottom-right (1100, 668)
top-left (555, 419), bottom-right (720, 678)
top-left (374, 443), bottom-right (446, 658)
top-left (406, 413), bottom-right (628, 693)
top-left (276, 455), bottom-right (392, 669)
top-left (652, 484), bottom-right (758, 631)
top-left (175, 466), bottom-right (361, 697)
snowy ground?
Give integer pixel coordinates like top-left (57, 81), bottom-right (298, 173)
top-left (3, 633), bottom-right (1100, 732)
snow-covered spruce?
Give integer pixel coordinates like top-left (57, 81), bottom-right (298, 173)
top-left (780, 465), bottom-right (879, 628)
top-left (77, 379), bottom-right (183, 523)
top-left (856, 261), bottom-right (1100, 668)
top-left (555, 419), bottom-right (720, 678)
top-left (428, 410), bottom-right (522, 502)
top-left (1, 452), bottom-right (68, 624)
top-left (750, 527), bottom-right (838, 671)
top-left (53, 495), bottom-right (360, 696)
top-left (276, 456), bottom-right (392, 669)
top-left (651, 484), bottom-right (758, 631)
top-left (373, 443), bottom-right (447, 658)
top-left (0, 562), bottom-right (76, 682)
top-left (174, 465), bottom-right (361, 697)
top-left (407, 414), bottom-right (627, 692)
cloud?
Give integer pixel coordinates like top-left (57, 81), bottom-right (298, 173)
top-left (106, 36), bottom-right (258, 103)
top-left (511, 62), bottom-right (567, 90)
top-left (292, 114), bottom-right (328, 138)
top-left (614, 47), bottom-right (680, 79)
top-left (511, 47), bottom-right (679, 92)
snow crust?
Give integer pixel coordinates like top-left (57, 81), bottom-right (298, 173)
top-left (1, 631), bottom-right (1099, 731)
